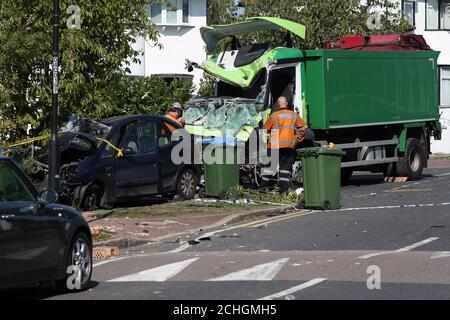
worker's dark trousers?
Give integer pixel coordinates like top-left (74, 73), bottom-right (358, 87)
top-left (261, 148), bottom-right (296, 193)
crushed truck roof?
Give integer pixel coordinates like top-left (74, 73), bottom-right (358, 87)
top-left (201, 17), bottom-right (306, 52)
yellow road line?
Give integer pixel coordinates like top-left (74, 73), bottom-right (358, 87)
top-left (243, 210), bottom-right (313, 229)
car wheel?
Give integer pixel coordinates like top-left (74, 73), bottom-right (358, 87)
top-left (56, 232), bottom-right (92, 292)
top-left (82, 184), bottom-right (102, 211)
top-left (396, 138), bottom-right (424, 180)
top-left (177, 169), bottom-right (197, 200)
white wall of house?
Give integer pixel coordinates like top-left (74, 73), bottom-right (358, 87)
top-left (400, 0), bottom-right (450, 153)
top-left (129, 0), bottom-right (207, 88)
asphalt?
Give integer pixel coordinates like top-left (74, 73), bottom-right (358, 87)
top-left (3, 167), bottom-right (450, 300)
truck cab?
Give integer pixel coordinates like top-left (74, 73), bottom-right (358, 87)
top-left (185, 17), bottom-right (442, 181)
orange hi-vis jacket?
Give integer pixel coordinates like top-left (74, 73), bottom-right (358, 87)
top-left (165, 114), bottom-right (179, 132)
top-left (263, 109), bottom-right (307, 149)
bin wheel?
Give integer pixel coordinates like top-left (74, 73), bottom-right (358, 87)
top-left (297, 199), bottom-right (306, 209)
top-left (218, 191), bottom-right (228, 200)
top-left (198, 188), bottom-right (206, 199)
top-left (321, 200), bottom-right (332, 211)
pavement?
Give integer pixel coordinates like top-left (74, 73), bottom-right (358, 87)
top-left (4, 161), bottom-right (450, 300)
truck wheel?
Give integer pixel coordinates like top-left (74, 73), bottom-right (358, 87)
top-left (396, 138), bottom-right (424, 180)
top-left (177, 169), bottom-right (197, 200)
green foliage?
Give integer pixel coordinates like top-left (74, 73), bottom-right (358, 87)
top-left (0, 0), bottom-right (161, 143)
top-left (111, 76), bottom-right (195, 116)
top-left (197, 76), bottom-right (215, 97)
top-left (206, 0), bottom-right (414, 52)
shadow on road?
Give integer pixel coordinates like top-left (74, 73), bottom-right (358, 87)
top-left (0, 281), bottom-right (100, 300)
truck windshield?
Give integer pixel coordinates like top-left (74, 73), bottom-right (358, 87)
top-left (215, 69), bottom-right (267, 101)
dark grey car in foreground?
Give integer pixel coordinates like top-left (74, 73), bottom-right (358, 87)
top-left (0, 155), bottom-right (92, 291)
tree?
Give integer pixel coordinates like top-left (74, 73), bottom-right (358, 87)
top-left (0, 0), bottom-right (160, 142)
top-left (206, 0), bottom-right (414, 52)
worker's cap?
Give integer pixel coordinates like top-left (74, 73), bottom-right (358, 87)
top-left (171, 102), bottom-right (184, 112)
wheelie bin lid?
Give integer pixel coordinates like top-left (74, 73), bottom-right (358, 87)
top-left (297, 147), bottom-right (346, 158)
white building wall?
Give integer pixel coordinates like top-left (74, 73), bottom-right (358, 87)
top-left (130, 0), bottom-right (207, 88)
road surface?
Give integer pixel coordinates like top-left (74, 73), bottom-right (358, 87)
top-left (5, 167), bottom-right (450, 300)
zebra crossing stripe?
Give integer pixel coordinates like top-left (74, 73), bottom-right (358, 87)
top-left (259, 278), bottom-right (327, 300)
top-left (207, 258), bottom-right (290, 282)
top-left (108, 258), bottom-right (199, 282)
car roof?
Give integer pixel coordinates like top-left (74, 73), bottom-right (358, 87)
top-left (99, 114), bottom-right (164, 126)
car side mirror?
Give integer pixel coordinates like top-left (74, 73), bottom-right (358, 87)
top-left (122, 147), bottom-right (135, 156)
top-left (38, 190), bottom-right (58, 205)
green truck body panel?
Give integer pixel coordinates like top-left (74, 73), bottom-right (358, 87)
top-left (302, 50), bottom-right (440, 130)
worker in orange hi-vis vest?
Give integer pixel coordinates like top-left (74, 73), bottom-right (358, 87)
top-left (262, 96), bottom-right (309, 194)
top-left (165, 102), bottom-right (185, 132)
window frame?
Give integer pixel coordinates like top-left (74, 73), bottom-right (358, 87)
top-left (149, 0), bottom-right (191, 26)
top-left (402, 0), bottom-right (416, 26)
top-left (0, 159), bottom-right (38, 203)
top-left (140, 119), bottom-right (158, 155)
top-left (440, 65), bottom-right (450, 108)
top-left (426, 0), bottom-right (450, 31)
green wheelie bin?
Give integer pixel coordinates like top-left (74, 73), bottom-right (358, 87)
top-left (297, 146), bottom-right (346, 210)
top-left (202, 144), bottom-right (240, 199)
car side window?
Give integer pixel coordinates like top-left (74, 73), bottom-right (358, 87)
top-left (141, 120), bottom-right (157, 154)
top-left (159, 122), bottom-right (173, 147)
top-left (118, 121), bottom-right (140, 155)
top-left (101, 132), bottom-right (118, 159)
top-left (0, 161), bottom-right (36, 203)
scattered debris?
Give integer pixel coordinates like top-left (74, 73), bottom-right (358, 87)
top-left (188, 240), bottom-right (201, 245)
top-left (198, 236), bottom-right (212, 241)
top-left (384, 176), bottom-right (409, 183)
top-left (93, 246), bottom-right (119, 261)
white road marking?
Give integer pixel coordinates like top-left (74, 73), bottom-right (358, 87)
top-left (331, 202), bottom-right (450, 213)
top-left (430, 252), bottom-right (450, 260)
top-left (108, 257), bottom-right (199, 282)
top-left (207, 258), bottom-right (289, 282)
top-left (93, 257), bottom-right (128, 268)
top-left (259, 278), bottom-right (327, 300)
top-left (358, 237), bottom-right (439, 260)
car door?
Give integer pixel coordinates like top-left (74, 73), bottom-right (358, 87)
top-left (158, 120), bottom-right (181, 192)
top-left (113, 119), bottom-right (159, 198)
top-left (0, 160), bottom-right (66, 287)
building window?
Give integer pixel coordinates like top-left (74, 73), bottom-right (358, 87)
top-left (149, 0), bottom-right (190, 25)
top-left (182, 0), bottom-right (190, 23)
top-left (402, 1), bottom-right (415, 25)
top-left (427, 0), bottom-right (450, 30)
top-left (441, 66), bottom-right (450, 107)
top-left (150, 4), bottom-right (162, 24)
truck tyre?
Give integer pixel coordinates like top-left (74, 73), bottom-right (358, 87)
top-left (396, 138), bottom-right (424, 180)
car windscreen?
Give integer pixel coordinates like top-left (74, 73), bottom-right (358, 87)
top-left (0, 160), bottom-right (36, 203)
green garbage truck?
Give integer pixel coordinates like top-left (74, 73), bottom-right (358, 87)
top-left (184, 17), bottom-right (442, 181)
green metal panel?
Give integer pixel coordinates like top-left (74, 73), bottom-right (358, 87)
top-left (303, 50), bottom-right (440, 130)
